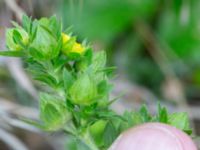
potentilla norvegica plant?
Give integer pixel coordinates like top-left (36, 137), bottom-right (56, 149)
top-left (0, 15), bottom-right (195, 150)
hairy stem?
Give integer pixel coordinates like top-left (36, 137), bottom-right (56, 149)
top-left (79, 131), bottom-right (99, 150)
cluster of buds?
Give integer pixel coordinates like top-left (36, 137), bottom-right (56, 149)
top-left (1, 15), bottom-right (196, 150)
top-left (6, 16), bottom-right (86, 60)
top-left (4, 15), bottom-right (111, 137)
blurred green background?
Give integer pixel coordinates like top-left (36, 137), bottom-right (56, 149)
top-left (0, 0), bottom-right (200, 149)
top-left (59, 0), bottom-right (200, 100)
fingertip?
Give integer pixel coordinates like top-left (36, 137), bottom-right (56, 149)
top-left (109, 123), bottom-right (197, 150)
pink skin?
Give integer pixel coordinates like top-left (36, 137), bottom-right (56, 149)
top-left (109, 123), bottom-right (197, 150)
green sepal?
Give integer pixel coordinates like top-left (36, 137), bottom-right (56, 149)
top-left (92, 51), bottom-right (106, 72)
top-left (75, 48), bottom-right (93, 71)
top-left (39, 15), bottom-right (62, 39)
top-left (22, 14), bottom-right (32, 33)
top-left (21, 118), bottom-right (46, 131)
top-left (121, 104), bottom-right (193, 135)
top-left (120, 111), bottom-right (143, 131)
top-left (139, 104), bottom-right (152, 122)
top-left (6, 28), bottom-right (29, 51)
top-left (0, 50), bottom-right (24, 57)
top-left (69, 73), bottom-right (97, 106)
top-left (103, 121), bottom-right (119, 148)
top-left (89, 120), bottom-right (107, 147)
top-left (63, 68), bottom-right (75, 91)
top-left (157, 103), bottom-right (168, 123)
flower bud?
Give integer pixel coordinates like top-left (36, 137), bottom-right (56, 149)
top-left (29, 25), bottom-right (60, 60)
top-left (61, 33), bottom-right (85, 56)
top-left (6, 28), bottom-right (29, 51)
top-left (40, 94), bottom-right (71, 131)
top-left (71, 43), bottom-right (85, 54)
top-left (109, 123), bottom-right (197, 150)
top-left (69, 74), bottom-right (97, 105)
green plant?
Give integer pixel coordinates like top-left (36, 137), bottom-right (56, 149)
top-left (0, 15), bottom-right (193, 150)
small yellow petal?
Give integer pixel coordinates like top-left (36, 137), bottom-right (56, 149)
top-left (62, 33), bottom-right (70, 44)
top-left (71, 43), bottom-right (85, 54)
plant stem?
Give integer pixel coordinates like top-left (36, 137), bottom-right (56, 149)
top-left (79, 131), bottom-right (99, 150)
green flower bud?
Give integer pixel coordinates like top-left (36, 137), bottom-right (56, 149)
top-left (6, 28), bottom-right (29, 51)
top-left (29, 25), bottom-right (60, 60)
top-left (40, 93), bottom-right (71, 131)
top-left (69, 74), bottom-right (97, 105)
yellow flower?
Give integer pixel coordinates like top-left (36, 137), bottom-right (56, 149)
top-left (62, 33), bottom-right (85, 55)
top-left (62, 33), bottom-right (70, 44)
top-left (71, 42), bottom-right (85, 54)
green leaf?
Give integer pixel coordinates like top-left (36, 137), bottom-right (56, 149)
top-left (97, 80), bottom-right (110, 95)
top-left (13, 29), bottom-right (23, 44)
top-left (63, 68), bottom-right (75, 90)
top-left (123, 111), bottom-right (143, 126)
top-left (21, 118), bottom-right (45, 130)
top-left (75, 48), bottom-right (93, 71)
top-left (66, 136), bottom-right (78, 150)
top-left (28, 47), bottom-right (42, 59)
top-left (22, 14), bottom-right (32, 33)
top-left (30, 20), bottom-right (38, 42)
top-left (0, 50), bottom-right (23, 57)
top-left (66, 136), bottom-right (91, 150)
top-left (33, 73), bottom-right (57, 88)
top-left (53, 56), bottom-right (68, 71)
top-left (118, 111), bottom-right (143, 133)
top-left (67, 52), bottom-right (82, 60)
top-left (157, 103), bottom-right (168, 123)
top-left (39, 16), bottom-right (62, 39)
top-left (84, 48), bottom-right (93, 64)
top-left (90, 120), bottom-right (107, 147)
top-left (103, 121), bottom-right (118, 148)
top-left (98, 66), bottom-right (116, 77)
top-left (139, 104), bottom-right (151, 122)
top-left (168, 112), bottom-right (192, 134)
top-left (49, 15), bottom-right (62, 38)
top-left (92, 51), bottom-right (106, 72)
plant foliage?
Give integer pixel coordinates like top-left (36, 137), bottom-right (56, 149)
top-left (0, 15), bottom-right (193, 150)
